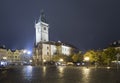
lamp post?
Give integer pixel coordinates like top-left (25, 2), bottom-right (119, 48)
top-left (21, 49), bottom-right (32, 65)
top-left (3, 57), bottom-right (7, 60)
top-left (84, 57), bottom-right (90, 68)
top-left (59, 59), bottom-right (63, 62)
top-left (3, 57), bottom-right (7, 66)
top-left (116, 53), bottom-right (120, 69)
top-left (59, 59), bottom-right (64, 66)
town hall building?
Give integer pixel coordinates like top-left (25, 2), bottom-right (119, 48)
top-left (32, 11), bottom-right (77, 65)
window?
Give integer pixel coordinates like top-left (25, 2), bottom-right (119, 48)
top-left (47, 52), bottom-right (49, 55)
top-left (44, 27), bottom-right (46, 30)
top-left (15, 56), bottom-right (17, 58)
top-left (44, 39), bottom-right (46, 41)
top-left (47, 46), bottom-right (49, 49)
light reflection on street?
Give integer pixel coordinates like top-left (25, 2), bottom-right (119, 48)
top-left (59, 66), bottom-right (64, 73)
top-left (22, 66), bottom-right (33, 80)
top-left (58, 66), bottom-right (65, 77)
top-left (1, 66), bottom-right (120, 83)
top-left (42, 66), bottom-right (46, 77)
top-left (81, 67), bottom-right (91, 83)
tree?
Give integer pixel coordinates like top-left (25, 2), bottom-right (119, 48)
top-left (72, 51), bottom-right (83, 62)
top-left (52, 54), bottom-right (67, 62)
top-left (95, 50), bottom-right (104, 65)
top-left (72, 53), bottom-right (78, 62)
top-left (102, 47), bottom-right (118, 66)
top-left (83, 50), bottom-right (96, 63)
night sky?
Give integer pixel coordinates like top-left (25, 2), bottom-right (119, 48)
top-left (0, 0), bottom-right (120, 51)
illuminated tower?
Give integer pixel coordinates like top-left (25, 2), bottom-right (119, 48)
top-left (35, 11), bottom-right (49, 45)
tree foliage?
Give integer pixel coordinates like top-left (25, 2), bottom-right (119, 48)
top-left (52, 54), bottom-right (67, 62)
top-left (83, 50), bottom-right (96, 63)
top-left (102, 47), bottom-right (118, 65)
top-left (72, 51), bottom-right (83, 62)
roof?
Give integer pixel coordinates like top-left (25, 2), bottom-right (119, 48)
top-left (0, 45), bottom-right (6, 49)
top-left (38, 10), bottom-right (47, 23)
top-left (37, 41), bottom-right (78, 49)
top-left (110, 40), bottom-right (120, 47)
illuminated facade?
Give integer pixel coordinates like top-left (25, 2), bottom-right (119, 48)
top-left (0, 46), bottom-right (21, 66)
top-left (33, 41), bottom-right (75, 65)
top-left (33, 11), bottom-right (77, 65)
top-left (35, 11), bottom-right (49, 45)
top-left (0, 46), bottom-right (31, 66)
top-left (0, 47), bottom-right (8, 66)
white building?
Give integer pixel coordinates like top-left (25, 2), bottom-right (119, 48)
top-left (35, 11), bottom-right (49, 45)
top-left (33, 11), bottom-right (77, 65)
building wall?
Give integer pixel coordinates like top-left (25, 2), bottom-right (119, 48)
top-left (42, 44), bottom-right (50, 61)
top-left (61, 45), bottom-right (71, 56)
top-left (0, 48), bottom-right (32, 65)
top-left (35, 21), bottom-right (49, 45)
top-left (50, 45), bottom-right (57, 55)
top-left (41, 43), bottom-right (72, 61)
top-left (0, 49), bottom-right (7, 60)
top-left (35, 22), bottom-right (42, 45)
top-left (41, 22), bottom-right (49, 42)
top-left (33, 13), bottom-right (76, 64)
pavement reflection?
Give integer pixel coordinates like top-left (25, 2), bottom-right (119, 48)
top-left (42, 66), bottom-right (46, 77)
top-left (22, 66), bottom-right (33, 82)
top-left (81, 67), bottom-right (91, 83)
top-left (0, 66), bottom-right (120, 83)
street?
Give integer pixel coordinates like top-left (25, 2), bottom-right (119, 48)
top-left (0, 66), bottom-right (120, 83)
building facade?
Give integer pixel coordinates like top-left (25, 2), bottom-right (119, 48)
top-left (35, 11), bottom-right (49, 45)
top-left (33, 41), bottom-right (76, 65)
top-left (33, 11), bottom-right (77, 65)
top-left (0, 45), bottom-right (32, 66)
top-left (110, 40), bottom-right (120, 50)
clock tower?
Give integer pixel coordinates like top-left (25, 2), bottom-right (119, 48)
top-left (35, 11), bottom-right (49, 45)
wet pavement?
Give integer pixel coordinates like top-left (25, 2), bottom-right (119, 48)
top-left (0, 66), bottom-right (120, 83)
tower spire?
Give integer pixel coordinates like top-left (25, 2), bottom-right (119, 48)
top-left (39, 10), bottom-right (47, 23)
top-left (35, 10), bottom-right (49, 45)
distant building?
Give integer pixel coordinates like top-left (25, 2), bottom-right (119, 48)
top-left (33, 11), bottom-right (77, 65)
top-left (110, 40), bottom-right (120, 50)
top-left (0, 46), bottom-right (32, 66)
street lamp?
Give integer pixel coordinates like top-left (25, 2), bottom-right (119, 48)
top-left (21, 49), bottom-right (32, 65)
top-left (59, 59), bottom-right (64, 66)
top-left (116, 53), bottom-right (120, 69)
top-left (43, 59), bottom-right (46, 62)
top-left (29, 60), bottom-right (32, 63)
top-left (2, 57), bottom-right (7, 66)
top-left (23, 49), bottom-right (31, 55)
top-left (59, 59), bottom-right (63, 62)
top-left (3, 57), bottom-right (7, 60)
top-left (43, 59), bottom-right (46, 65)
top-left (84, 57), bottom-right (89, 62)
top-left (84, 57), bottom-right (90, 68)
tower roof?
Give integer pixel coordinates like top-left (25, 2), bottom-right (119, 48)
top-left (38, 10), bottom-right (47, 23)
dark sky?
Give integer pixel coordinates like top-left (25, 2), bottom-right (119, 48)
top-left (0, 0), bottom-right (120, 51)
